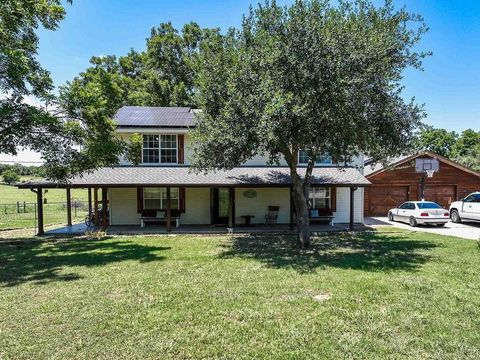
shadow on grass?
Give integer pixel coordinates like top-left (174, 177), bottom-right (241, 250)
top-left (0, 236), bottom-right (169, 287)
top-left (219, 231), bottom-right (437, 273)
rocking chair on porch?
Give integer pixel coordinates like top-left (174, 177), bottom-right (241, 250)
top-left (265, 206), bottom-right (280, 224)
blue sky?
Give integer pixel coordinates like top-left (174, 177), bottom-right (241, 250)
top-left (1, 0), bottom-right (479, 163)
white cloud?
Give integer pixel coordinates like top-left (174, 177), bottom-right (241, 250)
top-left (0, 150), bottom-right (43, 165)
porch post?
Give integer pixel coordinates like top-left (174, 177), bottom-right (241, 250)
top-left (88, 188), bottom-right (92, 217)
top-left (349, 186), bottom-right (357, 231)
top-left (36, 188), bottom-right (44, 236)
top-left (166, 187), bottom-right (172, 232)
top-left (101, 187), bottom-right (108, 230)
top-left (289, 186), bottom-right (294, 230)
top-left (94, 188), bottom-right (99, 226)
top-left (66, 188), bottom-right (72, 226)
top-left (228, 188), bottom-right (234, 228)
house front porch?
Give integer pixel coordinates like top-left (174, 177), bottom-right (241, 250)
top-left (17, 166), bottom-right (370, 236)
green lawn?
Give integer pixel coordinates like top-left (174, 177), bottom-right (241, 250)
top-left (0, 178), bottom-right (88, 230)
top-left (1, 229), bottom-right (479, 359)
top-left (0, 177), bottom-right (88, 204)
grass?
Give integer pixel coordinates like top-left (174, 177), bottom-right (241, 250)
top-left (0, 229), bottom-right (479, 359)
top-left (0, 177), bottom-right (88, 231)
top-left (0, 177), bottom-right (88, 204)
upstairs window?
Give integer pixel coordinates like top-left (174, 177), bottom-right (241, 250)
top-left (298, 150), bottom-right (332, 165)
top-left (142, 134), bottom-right (177, 164)
top-left (143, 135), bottom-right (159, 163)
top-left (160, 134), bottom-right (177, 163)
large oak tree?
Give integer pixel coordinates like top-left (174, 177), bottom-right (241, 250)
top-left (191, 0), bottom-right (429, 247)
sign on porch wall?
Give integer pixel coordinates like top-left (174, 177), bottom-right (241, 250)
top-left (243, 189), bottom-right (257, 198)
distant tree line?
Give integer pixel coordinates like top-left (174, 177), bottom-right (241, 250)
top-left (415, 127), bottom-right (480, 171)
top-left (0, 164), bottom-right (45, 178)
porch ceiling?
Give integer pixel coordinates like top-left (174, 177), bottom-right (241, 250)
top-left (17, 166), bottom-right (370, 189)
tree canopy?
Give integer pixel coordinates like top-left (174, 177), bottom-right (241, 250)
top-left (50, 22), bottom-right (220, 177)
top-left (0, 0), bottom-right (124, 179)
top-left (0, 0), bottom-right (219, 179)
top-left (190, 0), bottom-right (429, 246)
top-left (1, 0), bottom-right (69, 155)
top-left (415, 127), bottom-right (480, 171)
top-left (2, 169), bottom-right (20, 185)
top-left (414, 126), bottom-right (458, 157)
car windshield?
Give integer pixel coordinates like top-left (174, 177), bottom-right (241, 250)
top-left (417, 202), bottom-right (442, 209)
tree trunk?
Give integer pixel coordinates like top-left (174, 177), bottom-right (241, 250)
top-left (291, 172), bottom-right (310, 248)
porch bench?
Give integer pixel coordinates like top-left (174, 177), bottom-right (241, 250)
top-left (309, 209), bottom-right (335, 226)
top-left (140, 210), bottom-right (180, 228)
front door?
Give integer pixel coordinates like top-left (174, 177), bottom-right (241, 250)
top-left (212, 188), bottom-right (230, 225)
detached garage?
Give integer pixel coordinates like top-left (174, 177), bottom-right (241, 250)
top-left (364, 151), bottom-right (480, 216)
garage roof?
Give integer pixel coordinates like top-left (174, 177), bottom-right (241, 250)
top-left (364, 151), bottom-right (480, 178)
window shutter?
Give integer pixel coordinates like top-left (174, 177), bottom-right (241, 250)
top-left (330, 187), bottom-right (337, 212)
top-left (137, 188), bottom-right (144, 213)
top-left (178, 134), bottom-right (185, 164)
top-left (179, 187), bottom-right (186, 213)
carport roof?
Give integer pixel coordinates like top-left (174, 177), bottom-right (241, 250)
top-left (17, 166), bottom-right (370, 189)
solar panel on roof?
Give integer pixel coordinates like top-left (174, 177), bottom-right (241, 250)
top-left (114, 106), bottom-right (195, 127)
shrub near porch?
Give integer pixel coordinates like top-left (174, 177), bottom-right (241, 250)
top-left (1, 229), bottom-right (480, 359)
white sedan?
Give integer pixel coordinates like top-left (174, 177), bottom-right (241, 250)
top-left (388, 201), bottom-right (450, 227)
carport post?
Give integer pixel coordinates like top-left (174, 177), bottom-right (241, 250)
top-left (166, 187), bottom-right (172, 232)
top-left (94, 188), bottom-right (99, 226)
top-left (36, 188), bottom-right (44, 235)
top-left (66, 188), bottom-right (72, 226)
top-left (87, 188), bottom-right (92, 217)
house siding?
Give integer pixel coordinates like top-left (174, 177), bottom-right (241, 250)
top-left (120, 131), bottom-right (364, 169)
top-left (108, 130), bottom-right (366, 226)
top-left (182, 188), bottom-right (211, 224)
top-left (109, 188), bottom-right (140, 225)
top-left (108, 185), bottom-right (363, 226)
top-left (235, 188), bottom-right (290, 224)
top-left (334, 187), bottom-right (364, 223)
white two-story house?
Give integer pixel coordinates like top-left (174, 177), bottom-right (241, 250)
top-left (20, 106), bottom-right (370, 234)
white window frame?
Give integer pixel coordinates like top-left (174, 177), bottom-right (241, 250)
top-left (142, 135), bottom-right (160, 164)
top-left (160, 134), bottom-right (178, 164)
top-left (143, 187), bottom-right (179, 210)
top-left (308, 187), bottom-right (331, 209)
top-left (298, 150), bottom-right (332, 165)
top-left (142, 134), bottom-right (178, 164)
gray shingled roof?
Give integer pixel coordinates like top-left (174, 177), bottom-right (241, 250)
top-left (364, 155), bottom-right (410, 176)
top-left (114, 106), bottom-right (195, 127)
top-left (17, 167), bottom-right (370, 188)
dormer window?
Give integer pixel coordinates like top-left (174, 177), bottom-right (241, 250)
top-left (298, 150), bottom-right (332, 165)
top-left (142, 134), bottom-right (177, 164)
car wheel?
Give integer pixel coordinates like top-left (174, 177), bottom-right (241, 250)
top-left (450, 210), bottom-right (461, 223)
top-left (388, 212), bottom-right (394, 221)
top-left (409, 216), bottom-right (418, 227)
top-left (436, 223), bottom-right (446, 227)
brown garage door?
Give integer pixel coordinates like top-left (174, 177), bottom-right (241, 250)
top-left (369, 186), bottom-right (409, 216)
top-left (423, 185), bottom-right (456, 209)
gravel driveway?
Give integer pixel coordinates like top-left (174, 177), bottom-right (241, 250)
top-left (365, 217), bottom-right (480, 240)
